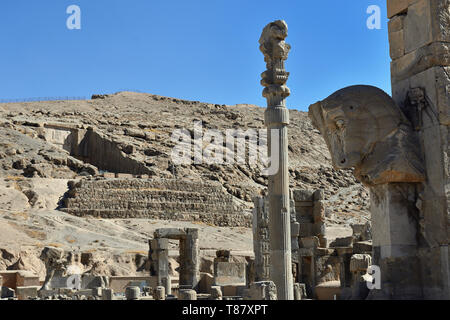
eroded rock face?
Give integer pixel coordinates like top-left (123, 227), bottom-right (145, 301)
top-left (308, 85), bottom-right (425, 186)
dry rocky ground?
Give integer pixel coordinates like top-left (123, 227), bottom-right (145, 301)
top-left (0, 92), bottom-right (369, 279)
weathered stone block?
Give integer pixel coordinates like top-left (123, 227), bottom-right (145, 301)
top-left (293, 189), bottom-right (314, 202)
top-left (313, 200), bottom-right (325, 223)
top-left (244, 281), bottom-right (277, 300)
top-left (313, 189), bottom-right (324, 201)
top-left (210, 286), bottom-right (222, 300)
top-left (388, 14), bottom-right (405, 33)
top-left (353, 241), bottom-right (373, 254)
top-left (391, 42), bottom-right (450, 82)
top-left (349, 254), bottom-right (372, 273)
top-left (125, 286), bottom-right (140, 300)
top-left (178, 289), bottom-right (197, 300)
top-left (1, 287), bottom-right (15, 298)
top-left (102, 288), bottom-right (114, 300)
top-left (389, 30), bottom-right (405, 60)
top-left (214, 262), bottom-right (246, 286)
top-left (300, 236), bottom-right (320, 249)
top-left (299, 222), bottom-right (313, 237)
top-left (403, 0), bottom-right (450, 53)
top-left (330, 236), bottom-right (354, 248)
top-left (293, 283), bottom-right (307, 300)
top-left (16, 286), bottom-right (39, 300)
top-left (153, 286), bottom-right (165, 300)
top-left (291, 221), bottom-right (300, 237)
top-left (387, 0), bottom-right (413, 18)
top-left (314, 281), bottom-right (341, 300)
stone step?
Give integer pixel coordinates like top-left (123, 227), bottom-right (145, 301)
top-left (65, 199), bottom-right (240, 212)
top-left (63, 209), bottom-right (252, 227)
top-left (69, 189), bottom-right (233, 203)
top-left (71, 179), bottom-right (224, 194)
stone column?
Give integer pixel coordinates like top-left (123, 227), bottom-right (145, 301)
top-left (252, 196), bottom-right (271, 281)
top-left (259, 20), bottom-right (293, 300)
top-left (387, 0), bottom-right (450, 299)
top-left (179, 228), bottom-right (200, 290)
top-left (149, 238), bottom-right (171, 295)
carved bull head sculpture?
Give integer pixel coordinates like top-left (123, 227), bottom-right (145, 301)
top-left (308, 85), bottom-right (425, 186)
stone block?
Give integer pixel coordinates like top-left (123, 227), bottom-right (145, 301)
top-left (299, 236), bottom-right (320, 249)
top-left (293, 189), bottom-right (314, 202)
top-left (125, 286), bottom-right (141, 300)
top-left (403, 0), bottom-right (450, 53)
top-left (387, 0), bottom-right (413, 18)
top-left (197, 272), bottom-right (214, 293)
top-left (103, 172), bottom-right (115, 178)
top-left (389, 30), bottom-right (405, 60)
top-left (244, 281), bottom-right (277, 300)
top-left (214, 262), bottom-right (246, 286)
top-left (210, 286), bottom-right (223, 300)
top-left (92, 287), bottom-right (102, 297)
top-left (291, 221), bottom-right (300, 237)
top-left (1, 286), bottom-right (15, 298)
top-left (178, 289), bottom-right (197, 300)
top-left (38, 289), bottom-right (58, 298)
top-left (153, 286), bottom-right (165, 300)
top-left (116, 173), bottom-right (133, 179)
top-left (391, 42), bottom-right (450, 82)
top-left (388, 14), bottom-right (405, 33)
top-left (314, 281), bottom-right (341, 300)
top-left (151, 237), bottom-right (169, 250)
top-left (330, 236), bottom-right (354, 248)
top-left (350, 254), bottom-right (372, 273)
top-left (154, 228), bottom-right (187, 239)
top-left (102, 288), bottom-right (114, 300)
top-left (313, 222), bottom-right (325, 236)
top-left (0, 275), bottom-right (2, 288)
top-left (16, 286), bottom-right (39, 300)
top-left (353, 241), bottom-right (373, 254)
top-left (105, 276), bottom-right (157, 293)
top-left (0, 271), bottom-right (17, 289)
top-left (313, 189), bottom-right (324, 201)
top-left (293, 283), bottom-right (307, 300)
top-left (299, 222), bottom-right (314, 237)
top-left (313, 200), bottom-right (326, 223)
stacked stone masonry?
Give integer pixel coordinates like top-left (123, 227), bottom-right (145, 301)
top-left (64, 178), bottom-right (251, 227)
top-left (388, 0), bottom-right (450, 299)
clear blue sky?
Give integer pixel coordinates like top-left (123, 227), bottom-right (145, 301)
top-left (0, 0), bottom-right (390, 111)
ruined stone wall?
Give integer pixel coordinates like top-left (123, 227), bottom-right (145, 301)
top-left (77, 130), bottom-right (153, 175)
top-left (64, 178), bottom-right (251, 227)
top-left (387, 0), bottom-right (450, 298)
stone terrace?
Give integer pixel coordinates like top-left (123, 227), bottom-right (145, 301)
top-left (63, 178), bottom-right (252, 227)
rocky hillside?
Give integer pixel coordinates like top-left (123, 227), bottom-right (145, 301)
top-left (0, 91), bottom-right (369, 220)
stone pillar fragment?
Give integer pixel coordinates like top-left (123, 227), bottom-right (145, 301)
top-left (179, 228), bottom-right (200, 290)
top-left (210, 286), bottom-right (223, 300)
top-left (252, 196), bottom-right (271, 281)
top-left (153, 286), bottom-right (165, 300)
top-left (149, 238), bottom-right (171, 295)
top-left (178, 289), bottom-right (197, 300)
top-left (125, 286), bottom-right (140, 300)
top-left (259, 19), bottom-right (294, 300)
